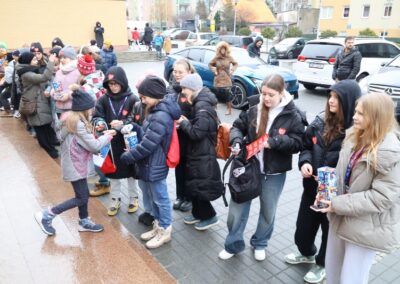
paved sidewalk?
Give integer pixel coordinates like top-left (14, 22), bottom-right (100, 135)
top-left (0, 118), bottom-right (174, 284)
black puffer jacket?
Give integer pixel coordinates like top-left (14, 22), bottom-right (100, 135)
top-left (93, 66), bottom-right (139, 179)
top-left (332, 47), bottom-right (362, 80)
top-left (247, 36), bottom-right (263, 58)
top-left (179, 87), bottom-right (224, 200)
top-left (230, 93), bottom-right (307, 174)
top-left (299, 80), bottom-right (361, 193)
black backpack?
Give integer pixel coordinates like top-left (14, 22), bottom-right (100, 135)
top-left (222, 151), bottom-right (261, 206)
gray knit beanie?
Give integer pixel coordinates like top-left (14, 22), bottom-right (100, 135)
top-left (59, 45), bottom-right (77, 60)
top-left (180, 73), bottom-right (203, 92)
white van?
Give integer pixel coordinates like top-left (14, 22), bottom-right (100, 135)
top-left (293, 38), bottom-right (400, 90)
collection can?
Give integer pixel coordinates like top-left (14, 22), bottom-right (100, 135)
top-left (124, 131), bottom-right (138, 150)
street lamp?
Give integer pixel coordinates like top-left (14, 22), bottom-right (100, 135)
top-left (233, 0), bottom-right (238, 35)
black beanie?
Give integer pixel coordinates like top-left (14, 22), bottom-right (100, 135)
top-left (138, 75), bottom-right (166, 99)
top-left (18, 52), bottom-right (35, 64)
top-left (72, 89), bottom-right (95, 111)
top-left (50, 47), bottom-right (62, 58)
top-left (30, 42), bottom-right (44, 54)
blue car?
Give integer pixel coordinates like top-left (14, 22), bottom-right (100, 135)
top-left (164, 46), bottom-right (299, 108)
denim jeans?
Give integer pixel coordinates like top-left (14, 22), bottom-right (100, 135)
top-left (138, 180), bottom-right (153, 215)
top-left (95, 165), bottom-right (110, 186)
top-left (138, 179), bottom-right (171, 229)
top-left (224, 173), bottom-right (286, 254)
top-left (51, 179), bottom-right (89, 219)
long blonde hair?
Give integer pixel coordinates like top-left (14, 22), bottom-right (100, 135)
top-left (65, 110), bottom-right (92, 134)
top-left (347, 92), bottom-right (397, 170)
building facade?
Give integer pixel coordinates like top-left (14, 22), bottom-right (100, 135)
top-left (0, 0), bottom-right (128, 50)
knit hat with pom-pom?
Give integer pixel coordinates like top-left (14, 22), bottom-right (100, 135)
top-left (77, 54), bottom-right (96, 75)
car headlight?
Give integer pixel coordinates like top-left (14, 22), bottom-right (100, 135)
top-left (250, 78), bottom-right (263, 92)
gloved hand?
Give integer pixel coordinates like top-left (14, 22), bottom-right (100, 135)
top-left (121, 124), bottom-right (133, 134)
top-left (120, 151), bottom-right (134, 165)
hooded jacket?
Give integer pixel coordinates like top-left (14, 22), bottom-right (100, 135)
top-left (16, 61), bottom-right (54, 126)
top-left (247, 36), bottom-right (263, 58)
top-left (208, 42), bottom-right (238, 88)
top-left (329, 130), bottom-right (400, 253)
top-left (100, 48), bottom-right (117, 73)
top-left (93, 66), bottom-right (139, 179)
top-left (179, 87), bottom-right (224, 200)
top-left (299, 80), bottom-right (361, 189)
top-left (332, 46), bottom-right (362, 80)
top-left (230, 91), bottom-right (307, 174)
top-left (120, 94), bottom-right (181, 182)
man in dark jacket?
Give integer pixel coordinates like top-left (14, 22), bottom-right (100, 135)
top-left (332, 36), bottom-right (362, 81)
top-left (247, 36), bottom-right (263, 58)
top-left (94, 22), bottom-right (105, 48)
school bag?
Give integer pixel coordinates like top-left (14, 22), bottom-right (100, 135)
top-left (199, 109), bottom-right (232, 160)
top-left (166, 121), bottom-right (180, 168)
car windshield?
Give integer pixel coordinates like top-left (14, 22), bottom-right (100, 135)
top-left (300, 43), bottom-right (342, 58)
top-left (200, 33), bottom-right (214, 40)
top-left (388, 55), bottom-right (400, 67)
top-left (231, 49), bottom-right (266, 65)
top-left (279, 38), bottom-right (298, 45)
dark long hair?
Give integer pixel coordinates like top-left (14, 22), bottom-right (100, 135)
top-left (323, 91), bottom-right (344, 145)
top-left (256, 74), bottom-right (285, 138)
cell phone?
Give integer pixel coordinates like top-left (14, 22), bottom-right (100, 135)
top-left (310, 205), bottom-right (324, 212)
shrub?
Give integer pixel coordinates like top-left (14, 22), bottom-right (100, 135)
top-left (320, 30), bottom-right (338, 38)
top-left (238, 27), bottom-right (251, 36)
top-left (261, 27), bottom-right (275, 39)
top-left (285, 27), bottom-right (303, 38)
top-left (359, 28), bottom-right (377, 37)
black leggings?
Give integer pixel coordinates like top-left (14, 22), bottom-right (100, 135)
top-left (214, 87), bottom-right (231, 103)
top-left (52, 179), bottom-right (89, 219)
top-left (33, 124), bottom-right (58, 158)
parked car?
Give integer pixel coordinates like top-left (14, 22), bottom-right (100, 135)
top-left (170, 29), bottom-right (191, 40)
top-left (162, 28), bottom-right (182, 38)
top-left (269, 37), bottom-right (306, 59)
top-left (294, 37), bottom-right (400, 90)
top-left (185, 32), bottom-right (216, 47)
top-left (164, 46), bottom-right (299, 108)
top-left (204, 35), bottom-right (254, 49)
top-left (361, 54), bottom-right (400, 121)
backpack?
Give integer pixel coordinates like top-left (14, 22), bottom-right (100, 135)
top-left (199, 109), bottom-right (232, 160)
top-left (166, 121), bottom-right (180, 168)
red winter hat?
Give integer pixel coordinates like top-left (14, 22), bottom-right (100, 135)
top-left (77, 54), bottom-right (96, 75)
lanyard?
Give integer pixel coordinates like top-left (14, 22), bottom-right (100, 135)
top-left (344, 148), bottom-right (364, 192)
top-left (108, 97), bottom-right (127, 119)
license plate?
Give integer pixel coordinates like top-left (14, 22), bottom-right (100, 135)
top-left (309, 62), bottom-right (324, 69)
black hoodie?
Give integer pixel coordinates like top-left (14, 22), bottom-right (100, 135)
top-left (299, 80), bottom-right (361, 181)
top-left (93, 66), bottom-right (139, 179)
top-left (247, 36), bottom-right (263, 58)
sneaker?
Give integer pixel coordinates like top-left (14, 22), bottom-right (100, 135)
top-left (146, 225), bottom-right (172, 249)
top-left (179, 201), bottom-right (192, 212)
top-left (34, 209), bottom-right (56, 236)
top-left (138, 212), bottom-right (155, 226)
top-left (78, 217), bottom-right (104, 233)
top-left (284, 252), bottom-right (316, 264)
top-left (218, 249), bottom-right (235, 260)
top-left (141, 220), bottom-right (159, 241)
top-left (304, 265), bottom-right (326, 283)
top-left (194, 216), bottom-right (219, 231)
top-left (89, 183), bottom-right (111, 197)
top-left (13, 110), bottom-right (21, 119)
top-left (173, 199), bottom-right (183, 210)
top-left (254, 249), bottom-right (266, 261)
top-left (127, 198), bottom-right (139, 213)
top-left (183, 215), bottom-right (200, 225)
top-left (107, 198), bottom-right (121, 216)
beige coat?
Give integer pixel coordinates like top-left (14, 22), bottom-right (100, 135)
top-left (208, 55), bottom-right (238, 88)
top-left (329, 130), bottom-right (400, 253)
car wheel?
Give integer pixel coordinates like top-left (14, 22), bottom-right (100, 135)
top-left (287, 51), bottom-right (294, 59)
top-left (303, 83), bottom-right (317, 90)
top-left (230, 82), bottom-right (247, 109)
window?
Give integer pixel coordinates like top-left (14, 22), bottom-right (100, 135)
top-left (362, 5), bottom-right (370, 17)
top-left (357, 43), bottom-right (398, 58)
top-left (186, 49), bottom-right (205, 63)
top-left (384, 4), bottom-right (392, 17)
top-left (320, 7), bottom-right (333, 19)
top-left (343, 6), bottom-right (350, 18)
top-left (386, 44), bottom-right (400, 58)
top-left (203, 50), bottom-right (215, 65)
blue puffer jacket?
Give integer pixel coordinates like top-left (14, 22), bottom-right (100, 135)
top-left (100, 47), bottom-right (117, 73)
top-left (121, 94), bottom-right (181, 182)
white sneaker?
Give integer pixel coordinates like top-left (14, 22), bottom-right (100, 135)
top-left (140, 220), bottom-right (159, 241)
top-left (218, 249), bottom-right (235, 260)
top-left (145, 225), bottom-right (172, 249)
top-left (13, 110), bottom-right (21, 119)
top-left (254, 249), bottom-right (266, 261)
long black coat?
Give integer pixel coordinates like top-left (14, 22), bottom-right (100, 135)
top-left (179, 88), bottom-right (224, 200)
top-left (332, 47), bottom-right (362, 80)
top-left (93, 67), bottom-right (139, 179)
